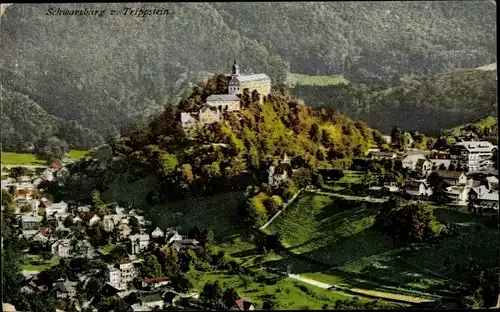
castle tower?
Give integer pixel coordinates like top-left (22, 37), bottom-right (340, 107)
top-left (232, 59), bottom-right (240, 76)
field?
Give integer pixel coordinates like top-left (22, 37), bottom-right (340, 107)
top-left (1, 149), bottom-right (88, 166)
top-left (98, 243), bottom-right (117, 255)
top-left (286, 72), bottom-right (348, 87)
top-left (21, 254), bottom-right (59, 272)
top-left (186, 270), bottom-right (398, 310)
top-left (68, 149), bottom-right (88, 159)
top-left (261, 191), bottom-right (499, 299)
top-left (1, 152), bottom-right (46, 166)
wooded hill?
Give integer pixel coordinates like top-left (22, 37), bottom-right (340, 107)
top-left (291, 68), bottom-right (497, 135)
top-left (0, 2), bottom-right (495, 150)
top-left (51, 74), bottom-right (386, 205)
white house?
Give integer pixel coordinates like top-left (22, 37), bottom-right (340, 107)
top-left (72, 216), bottom-right (82, 224)
top-left (369, 151), bottom-right (398, 160)
top-left (450, 141), bottom-right (496, 172)
top-left (445, 186), bottom-right (470, 205)
top-left (402, 154), bottom-right (427, 171)
top-left (103, 214), bottom-right (128, 232)
top-left (268, 154), bottom-right (293, 188)
top-left (46, 201), bottom-right (68, 217)
top-left (129, 234), bottom-right (150, 255)
top-left (142, 277), bottom-right (171, 288)
top-left (404, 180), bottom-right (433, 197)
top-left (151, 227), bottom-right (164, 238)
top-left (435, 170), bottom-right (468, 186)
top-left (89, 214), bottom-right (101, 226)
top-left (486, 176), bottom-right (499, 191)
top-left (51, 239), bottom-right (71, 258)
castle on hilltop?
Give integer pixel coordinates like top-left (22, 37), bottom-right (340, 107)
top-left (180, 60), bottom-right (271, 130)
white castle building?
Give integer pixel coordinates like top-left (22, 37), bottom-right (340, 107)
top-left (181, 60), bottom-right (271, 130)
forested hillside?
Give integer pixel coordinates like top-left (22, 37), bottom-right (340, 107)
top-left (0, 2), bottom-right (495, 151)
top-left (215, 1), bottom-right (496, 80)
top-left (291, 69), bottom-right (497, 135)
top-left (50, 74), bottom-right (384, 205)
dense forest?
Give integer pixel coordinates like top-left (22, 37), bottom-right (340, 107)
top-left (0, 2), bottom-right (495, 150)
top-left (292, 68), bottom-right (497, 135)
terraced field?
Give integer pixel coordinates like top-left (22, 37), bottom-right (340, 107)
top-left (261, 191), bottom-right (499, 299)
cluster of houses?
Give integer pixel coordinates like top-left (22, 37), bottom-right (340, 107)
top-left (180, 60), bottom-right (271, 130)
top-left (370, 140), bottom-right (497, 174)
top-left (367, 140), bottom-right (498, 210)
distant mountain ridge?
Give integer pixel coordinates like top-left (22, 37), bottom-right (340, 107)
top-left (0, 2), bottom-right (496, 151)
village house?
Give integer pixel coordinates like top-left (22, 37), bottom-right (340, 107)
top-left (428, 158), bottom-right (451, 171)
top-left (171, 239), bottom-right (200, 253)
top-left (142, 277), bottom-right (171, 289)
top-left (235, 298), bottom-right (256, 311)
top-left (89, 214), bottom-right (102, 227)
top-left (401, 154), bottom-right (427, 171)
top-left (139, 293), bottom-right (165, 310)
top-left (450, 141), bottom-right (496, 172)
top-left (180, 112), bottom-right (198, 129)
top-left (486, 176), bottom-right (499, 191)
top-left (72, 215), bottom-right (82, 224)
top-left (151, 227), bottom-right (164, 239)
top-left (103, 214), bottom-right (128, 232)
top-left (166, 230), bottom-right (183, 245)
top-left (107, 260), bottom-right (141, 290)
top-left (403, 180), bottom-right (433, 198)
top-left (416, 159), bottom-right (434, 176)
top-left (32, 227), bottom-right (53, 243)
top-left (51, 239), bottom-right (71, 258)
top-left (369, 151), bottom-right (398, 160)
top-left (77, 205), bottom-right (91, 213)
top-left (46, 201), bottom-right (68, 217)
top-left (51, 280), bottom-right (78, 299)
top-left (435, 170), bottom-right (468, 186)
top-left (268, 154), bottom-right (293, 188)
top-left (129, 234), bottom-right (150, 255)
top-left (2, 303), bottom-right (17, 312)
top-left (445, 186), bottom-right (470, 205)
top-left (21, 215), bottom-right (42, 230)
top-left (116, 223), bottom-right (132, 240)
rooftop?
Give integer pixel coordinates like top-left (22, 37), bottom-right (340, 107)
top-left (454, 141), bottom-right (495, 152)
top-left (231, 73), bottom-right (270, 83)
top-left (435, 170), bottom-right (465, 179)
top-left (207, 94), bottom-right (239, 101)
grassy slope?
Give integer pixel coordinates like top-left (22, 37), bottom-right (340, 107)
top-left (21, 254), bottom-right (59, 271)
top-left (1, 149), bottom-right (88, 166)
top-left (187, 270), bottom-right (393, 310)
top-left (262, 191), bottom-right (499, 297)
top-left (1, 152), bottom-right (46, 166)
top-left (285, 72), bottom-right (349, 87)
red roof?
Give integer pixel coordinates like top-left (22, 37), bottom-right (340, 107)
top-left (39, 227), bottom-right (52, 237)
top-left (143, 277), bottom-right (170, 284)
top-left (49, 161), bottom-right (61, 169)
top-left (235, 298), bottom-right (254, 310)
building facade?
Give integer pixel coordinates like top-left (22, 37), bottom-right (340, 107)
top-left (228, 60), bottom-right (271, 98)
top-left (450, 141), bottom-right (496, 172)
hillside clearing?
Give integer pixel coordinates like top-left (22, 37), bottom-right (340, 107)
top-left (286, 72), bottom-right (349, 87)
top-left (1, 152), bottom-right (46, 166)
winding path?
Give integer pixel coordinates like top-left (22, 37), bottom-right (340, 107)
top-left (288, 273), bottom-right (436, 304)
